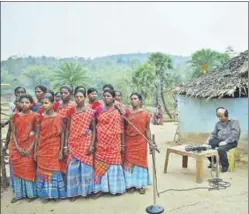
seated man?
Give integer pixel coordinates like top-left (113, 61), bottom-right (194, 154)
top-left (207, 107), bottom-right (240, 172)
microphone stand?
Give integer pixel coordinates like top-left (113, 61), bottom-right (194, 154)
top-left (114, 106), bottom-right (160, 153)
top-left (145, 134), bottom-right (164, 214)
top-left (114, 105), bottom-right (164, 213)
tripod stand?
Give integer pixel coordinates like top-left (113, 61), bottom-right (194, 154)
top-left (114, 106), bottom-right (164, 213)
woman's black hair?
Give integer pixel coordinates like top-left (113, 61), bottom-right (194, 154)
top-left (74, 89), bottom-right (86, 97)
top-left (60, 85), bottom-right (73, 94)
top-left (44, 90), bottom-right (55, 103)
top-left (114, 89), bottom-right (122, 96)
top-left (102, 84), bottom-right (114, 91)
top-left (14, 86), bottom-right (26, 94)
top-left (19, 94), bottom-right (34, 104)
top-left (75, 85), bottom-right (86, 93)
top-left (87, 87), bottom-right (98, 95)
top-left (103, 89), bottom-right (115, 98)
top-left (130, 92), bottom-right (143, 101)
top-left (35, 85), bottom-right (47, 93)
top-left (55, 92), bottom-right (61, 97)
top-left (15, 96), bottom-right (20, 102)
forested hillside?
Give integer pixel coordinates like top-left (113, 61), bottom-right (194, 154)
top-left (1, 49), bottom-right (232, 115)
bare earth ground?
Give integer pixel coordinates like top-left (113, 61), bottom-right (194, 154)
top-left (1, 123), bottom-right (248, 214)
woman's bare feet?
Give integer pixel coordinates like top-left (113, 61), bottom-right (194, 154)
top-left (127, 188), bottom-right (135, 194)
top-left (42, 199), bottom-right (50, 204)
top-left (11, 198), bottom-right (20, 203)
top-left (28, 197), bottom-right (37, 202)
top-left (70, 197), bottom-right (77, 202)
top-left (93, 192), bottom-right (104, 200)
top-left (139, 187), bottom-right (146, 194)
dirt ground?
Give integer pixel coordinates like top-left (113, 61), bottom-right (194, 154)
top-left (1, 123), bottom-right (248, 214)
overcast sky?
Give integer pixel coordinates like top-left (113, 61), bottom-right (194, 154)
top-left (1, 2), bottom-right (248, 60)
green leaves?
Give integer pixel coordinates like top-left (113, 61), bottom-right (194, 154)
top-left (132, 61), bottom-right (155, 99)
top-left (189, 49), bottom-right (231, 77)
top-left (52, 62), bottom-right (89, 91)
top-left (21, 65), bottom-right (52, 89)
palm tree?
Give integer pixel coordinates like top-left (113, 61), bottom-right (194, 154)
top-left (52, 62), bottom-right (89, 91)
top-left (189, 49), bottom-right (230, 77)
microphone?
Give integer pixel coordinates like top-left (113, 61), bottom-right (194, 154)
top-left (114, 105), bottom-right (123, 115)
top-left (114, 104), bottom-right (160, 153)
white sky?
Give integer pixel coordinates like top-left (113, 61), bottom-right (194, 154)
top-left (1, 2), bottom-right (248, 60)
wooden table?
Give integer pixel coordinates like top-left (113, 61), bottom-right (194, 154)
top-left (164, 145), bottom-right (219, 183)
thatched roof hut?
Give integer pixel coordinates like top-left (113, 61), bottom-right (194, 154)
top-left (177, 50), bottom-right (248, 100)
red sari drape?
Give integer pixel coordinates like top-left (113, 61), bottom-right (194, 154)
top-left (68, 107), bottom-right (95, 166)
top-left (94, 107), bottom-right (123, 182)
top-left (57, 103), bottom-right (75, 172)
top-left (9, 113), bottom-right (38, 182)
top-left (124, 110), bottom-right (150, 171)
top-left (37, 115), bottom-right (64, 180)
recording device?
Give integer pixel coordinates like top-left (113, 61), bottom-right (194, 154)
top-left (185, 145), bottom-right (212, 153)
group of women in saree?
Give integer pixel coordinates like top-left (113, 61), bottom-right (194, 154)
top-left (6, 84), bottom-right (152, 203)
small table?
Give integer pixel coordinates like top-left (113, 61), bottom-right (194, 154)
top-left (164, 145), bottom-right (219, 183)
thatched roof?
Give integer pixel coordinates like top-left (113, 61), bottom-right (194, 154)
top-left (177, 50), bottom-right (248, 100)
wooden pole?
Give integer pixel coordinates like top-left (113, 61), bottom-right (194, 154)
top-left (0, 124), bottom-right (8, 190)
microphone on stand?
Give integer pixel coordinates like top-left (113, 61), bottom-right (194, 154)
top-left (114, 104), bottom-right (160, 153)
top-left (114, 104), bottom-right (125, 115)
top-left (114, 104), bottom-right (164, 213)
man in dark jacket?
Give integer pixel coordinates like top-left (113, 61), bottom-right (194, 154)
top-left (207, 107), bottom-right (240, 172)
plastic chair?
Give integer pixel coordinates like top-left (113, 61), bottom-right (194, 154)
top-left (227, 148), bottom-right (236, 172)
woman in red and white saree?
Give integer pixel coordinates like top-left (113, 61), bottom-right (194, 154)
top-left (124, 93), bottom-right (151, 194)
top-left (93, 89), bottom-right (126, 199)
top-left (57, 85), bottom-right (75, 174)
top-left (65, 89), bottom-right (96, 201)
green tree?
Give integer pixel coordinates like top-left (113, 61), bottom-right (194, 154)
top-left (132, 62), bottom-right (155, 99)
top-left (148, 52), bottom-right (173, 118)
top-left (1, 69), bottom-right (16, 93)
top-left (189, 49), bottom-right (230, 78)
top-left (52, 62), bottom-right (89, 91)
top-left (21, 65), bottom-right (52, 89)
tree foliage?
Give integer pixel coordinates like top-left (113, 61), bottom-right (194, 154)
top-left (1, 50), bottom-right (234, 114)
top-left (132, 62), bottom-right (155, 99)
top-left (189, 49), bottom-right (230, 77)
top-left (52, 62), bottom-right (89, 91)
top-left (21, 65), bottom-right (52, 89)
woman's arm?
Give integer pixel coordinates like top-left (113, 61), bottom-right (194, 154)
top-left (33, 125), bottom-right (40, 160)
top-left (59, 127), bottom-right (65, 160)
top-left (63, 117), bottom-right (70, 156)
top-left (89, 119), bottom-right (96, 155)
top-left (11, 121), bottom-right (24, 155)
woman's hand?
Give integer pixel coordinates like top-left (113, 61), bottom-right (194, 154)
top-left (63, 147), bottom-right (69, 157)
top-left (19, 148), bottom-right (27, 156)
top-left (87, 145), bottom-right (95, 156)
top-left (33, 152), bottom-right (37, 161)
top-left (121, 145), bottom-right (125, 156)
top-left (59, 150), bottom-right (64, 160)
